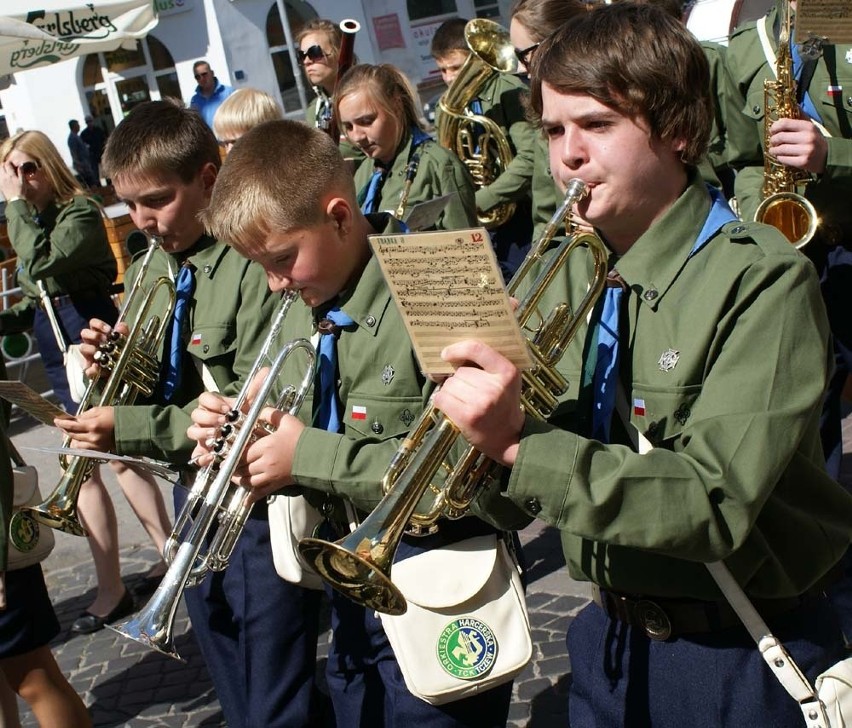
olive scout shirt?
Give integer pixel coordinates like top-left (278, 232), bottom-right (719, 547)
top-left (504, 173), bottom-right (852, 600)
top-left (725, 1), bottom-right (852, 245)
top-left (112, 236), bottom-right (278, 462)
top-left (352, 131), bottom-right (477, 232)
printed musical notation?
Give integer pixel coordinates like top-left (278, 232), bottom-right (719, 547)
top-left (370, 228), bottom-right (533, 375)
top-left (0, 381), bottom-right (71, 426)
top-left (797, 0), bottom-right (852, 44)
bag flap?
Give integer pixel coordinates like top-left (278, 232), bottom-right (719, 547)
top-left (393, 534), bottom-right (498, 609)
top-left (12, 466), bottom-right (38, 506)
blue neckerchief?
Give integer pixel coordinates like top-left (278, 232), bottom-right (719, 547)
top-left (689, 185), bottom-right (738, 258)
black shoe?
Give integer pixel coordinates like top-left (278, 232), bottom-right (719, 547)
top-left (71, 589), bottom-right (135, 634)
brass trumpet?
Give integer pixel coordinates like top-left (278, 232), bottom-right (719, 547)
top-left (299, 179), bottom-right (608, 615)
top-left (110, 290), bottom-right (315, 660)
top-left (20, 235), bottom-right (176, 536)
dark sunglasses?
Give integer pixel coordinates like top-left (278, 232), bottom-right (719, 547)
top-left (297, 45), bottom-right (326, 64)
top-left (194, 70), bottom-right (210, 80)
top-left (514, 42), bottom-right (540, 67)
top-left (13, 161), bottom-right (39, 179)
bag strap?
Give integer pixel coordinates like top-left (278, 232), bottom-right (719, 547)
top-left (1, 429), bottom-right (25, 468)
top-left (612, 383), bottom-right (829, 725)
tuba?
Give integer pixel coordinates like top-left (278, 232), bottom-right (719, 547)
top-left (17, 236), bottom-right (176, 536)
top-left (437, 18), bottom-right (518, 229)
top-left (753, 2), bottom-right (819, 249)
top-left (299, 179), bottom-right (608, 615)
top-left (110, 290), bottom-right (315, 660)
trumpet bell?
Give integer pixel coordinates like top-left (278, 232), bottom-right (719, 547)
top-left (299, 538), bottom-right (407, 616)
top-left (24, 500), bottom-right (87, 537)
top-left (754, 192), bottom-right (819, 249)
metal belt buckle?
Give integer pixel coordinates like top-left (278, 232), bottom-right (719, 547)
top-left (634, 599), bottom-right (672, 641)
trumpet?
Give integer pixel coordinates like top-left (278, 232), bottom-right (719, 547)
top-left (110, 290), bottom-right (315, 660)
top-left (20, 235), bottom-right (176, 536)
top-left (299, 179), bottom-right (608, 615)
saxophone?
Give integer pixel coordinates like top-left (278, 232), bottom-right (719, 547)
top-left (436, 18), bottom-right (517, 229)
top-left (753, 3), bottom-right (818, 248)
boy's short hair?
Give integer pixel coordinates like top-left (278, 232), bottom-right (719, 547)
top-left (528, 3), bottom-right (711, 165)
top-left (203, 120), bottom-right (355, 253)
top-left (101, 99), bottom-right (221, 183)
top-left (213, 88), bottom-right (283, 142)
top-left (430, 18), bottom-right (469, 58)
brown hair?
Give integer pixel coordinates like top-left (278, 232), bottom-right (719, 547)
top-left (430, 18), bottom-right (469, 57)
top-left (101, 99), bottom-right (220, 183)
top-left (334, 64), bottom-right (425, 135)
top-left (213, 88), bottom-right (283, 142)
top-left (510, 0), bottom-right (590, 43)
top-left (528, 3), bottom-right (710, 165)
top-left (0, 130), bottom-right (85, 205)
top-left (202, 119), bottom-right (354, 253)
top-left (295, 18), bottom-right (342, 56)
top-left (616, 0), bottom-right (683, 20)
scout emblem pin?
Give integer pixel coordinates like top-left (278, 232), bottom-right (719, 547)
top-left (381, 364), bottom-right (395, 385)
top-left (437, 617), bottom-right (498, 680)
top-left (658, 349), bottom-right (679, 372)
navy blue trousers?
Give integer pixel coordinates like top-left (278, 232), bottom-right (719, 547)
top-left (174, 488), bottom-right (322, 728)
top-left (566, 595), bottom-right (847, 728)
top-left (323, 521), bottom-right (513, 728)
top-left (33, 294), bottom-right (117, 412)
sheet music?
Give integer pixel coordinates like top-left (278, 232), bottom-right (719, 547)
top-left (797, 0), bottom-right (852, 44)
top-left (0, 381), bottom-right (71, 425)
top-left (369, 228), bottom-right (532, 376)
top-left (403, 193), bottom-right (455, 231)
top-left (21, 446), bottom-right (179, 482)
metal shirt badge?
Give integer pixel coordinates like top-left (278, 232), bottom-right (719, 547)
top-left (658, 349), bottom-right (679, 372)
top-left (381, 364), bottom-right (395, 385)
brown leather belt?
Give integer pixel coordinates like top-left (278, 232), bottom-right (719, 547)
top-left (591, 566), bottom-right (840, 641)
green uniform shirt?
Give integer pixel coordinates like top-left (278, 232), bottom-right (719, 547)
top-left (352, 131), bottom-right (477, 231)
top-left (4, 195), bottom-right (116, 299)
top-left (530, 135), bottom-right (560, 243)
top-left (0, 357), bottom-right (12, 569)
top-left (112, 236), bottom-right (278, 462)
top-left (726, 2), bottom-right (852, 243)
top-left (505, 173), bottom-right (852, 600)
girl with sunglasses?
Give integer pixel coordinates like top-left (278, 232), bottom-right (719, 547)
top-left (0, 131), bottom-right (170, 638)
top-left (335, 63), bottom-right (477, 231)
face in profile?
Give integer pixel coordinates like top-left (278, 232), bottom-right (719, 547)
top-left (337, 87), bottom-right (404, 165)
top-left (299, 32), bottom-right (337, 91)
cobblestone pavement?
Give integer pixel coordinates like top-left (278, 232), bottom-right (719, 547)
top-left (8, 394), bottom-right (852, 727)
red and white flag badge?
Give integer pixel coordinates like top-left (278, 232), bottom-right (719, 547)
top-left (827, 85), bottom-right (842, 98)
top-left (190, 332), bottom-right (202, 346)
top-left (351, 405), bottom-right (367, 420)
top-left (633, 398), bottom-right (646, 417)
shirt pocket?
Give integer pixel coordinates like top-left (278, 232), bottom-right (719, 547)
top-left (187, 322), bottom-right (236, 363)
top-left (743, 86), bottom-right (766, 126)
top-left (816, 66), bottom-right (852, 127)
top-left (628, 384), bottom-right (702, 448)
top-left (342, 392), bottom-right (424, 441)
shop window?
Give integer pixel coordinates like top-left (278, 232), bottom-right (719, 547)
top-left (408, 0), bottom-right (458, 22)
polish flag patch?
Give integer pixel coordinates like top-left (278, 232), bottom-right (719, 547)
top-left (351, 405), bottom-right (367, 420)
top-left (633, 398), bottom-right (646, 416)
top-left (827, 85), bottom-right (842, 97)
top-left (190, 332), bottom-right (202, 345)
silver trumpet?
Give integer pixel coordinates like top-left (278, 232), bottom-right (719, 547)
top-left (109, 290), bottom-right (315, 660)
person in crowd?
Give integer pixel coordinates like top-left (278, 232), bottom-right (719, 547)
top-left (0, 356), bottom-right (91, 728)
top-left (296, 18), bottom-right (363, 163)
top-left (189, 60), bottom-right (234, 129)
top-left (726, 0), bottom-right (852, 644)
top-left (431, 4), bottom-right (852, 725)
top-left (212, 88), bottom-right (282, 155)
top-left (79, 116), bottom-right (107, 187)
top-left (190, 117), bottom-right (526, 727)
top-left (430, 17), bottom-right (537, 277)
top-left (0, 130), bottom-right (168, 635)
top-left (66, 120), bottom-right (98, 189)
top-left (55, 100), bottom-right (322, 728)
top-left (335, 63), bottom-right (476, 231)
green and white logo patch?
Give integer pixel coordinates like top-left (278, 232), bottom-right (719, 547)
top-left (436, 617), bottom-right (498, 680)
top-left (9, 511), bottom-right (40, 553)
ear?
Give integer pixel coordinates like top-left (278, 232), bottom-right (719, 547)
top-left (326, 195), bottom-right (353, 239)
top-left (199, 162), bottom-right (218, 197)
